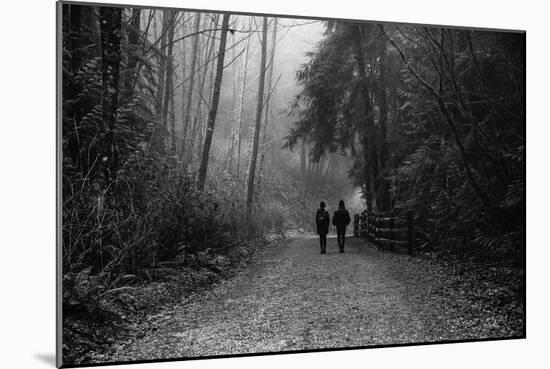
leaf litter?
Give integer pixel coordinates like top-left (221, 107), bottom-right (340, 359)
top-left (89, 236), bottom-right (523, 363)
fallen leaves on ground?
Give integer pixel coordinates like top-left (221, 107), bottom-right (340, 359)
top-left (81, 235), bottom-right (524, 364)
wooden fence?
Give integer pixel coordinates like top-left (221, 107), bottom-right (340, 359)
top-left (353, 209), bottom-right (415, 255)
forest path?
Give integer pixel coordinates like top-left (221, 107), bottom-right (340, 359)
top-left (104, 235), bottom-right (522, 361)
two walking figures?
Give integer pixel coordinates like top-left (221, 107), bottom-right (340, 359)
top-left (315, 200), bottom-right (351, 254)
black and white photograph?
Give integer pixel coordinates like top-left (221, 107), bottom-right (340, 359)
top-left (56, 0), bottom-right (525, 367)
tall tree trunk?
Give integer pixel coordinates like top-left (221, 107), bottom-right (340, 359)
top-left (353, 25), bottom-right (375, 212)
top-left (227, 31), bottom-right (239, 171)
top-left (155, 10), bottom-right (169, 114)
top-left (235, 28), bottom-right (252, 177)
top-left (324, 156), bottom-right (332, 177)
top-left (187, 15), bottom-right (218, 167)
top-left (206, 30), bottom-right (218, 107)
top-left (177, 14), bottom-right (188, 157)
top-left (124, 8), bottom-right (141, 98)
top-left (152, 10), bottom-right (158, 41)
top-left (181, 13), bottom-right (201, 158)
top-left (300, 138), bottom-right (307, 175)
top-left (192, 105), bottom-right (204, 165)
top-left (197, 14), bottom-right (230, 190)
top-left (245, 17), bottom-right (268, 215)
top-left (127, 9), bottom-right (154, 95)
top-left (161, 10), bottom-right (176, 151)
top-left (169, 84), bottom-right (176, 153)
top-left (99, 7), bottom-right (122, 185)
top-left (376, 38), bottom-right (391, 211)
top-left (256, 18), bottom-right (278, 201)
top-left (316, 157), bottom-right (324, 176)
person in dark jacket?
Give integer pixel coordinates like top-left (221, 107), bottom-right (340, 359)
top-left (315, 201), bottom-right (330, 254)
top-left (332, 200), bottom-right (351, 253)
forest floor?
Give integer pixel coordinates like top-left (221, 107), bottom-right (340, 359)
top-left (88, 234), bottom-right (524, 364)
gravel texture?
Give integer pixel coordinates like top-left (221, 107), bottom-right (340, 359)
top-left (100, 234), bottom-right (524, 362)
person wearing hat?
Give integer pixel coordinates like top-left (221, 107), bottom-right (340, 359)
top-left (315, 201), bottom-right (330, 254)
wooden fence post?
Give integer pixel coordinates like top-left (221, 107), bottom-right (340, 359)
top-left (374, 213), bottom-right (378, 245)
top-left (362, 212), bottom-right (366, 237)
top-left (389, 211), bottom-right (394, 252)
top-left (365, 212), bottom-right (369, 239)
top-left (363, 212), bottom-right (367, 239)
top-left (372, 212), bottom-right (378, 243)
top-left (363, 212), bottom-right (370, 240)
top-left (407, 209), bottom-right (414, 256)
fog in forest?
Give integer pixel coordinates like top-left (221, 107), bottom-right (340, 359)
top-left (60, 5), bottom-right (525, 365)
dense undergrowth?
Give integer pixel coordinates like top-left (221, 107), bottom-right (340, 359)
top-left (63, 161), bottom-right (288, 307)
top-left (62, 157), bottom-right (289, 364)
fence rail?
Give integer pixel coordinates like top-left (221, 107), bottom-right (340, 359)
top-left (353, 209), bottom-right (415, 255)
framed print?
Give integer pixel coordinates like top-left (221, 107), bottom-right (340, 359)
top-left (57, 1), bottom-right (525, 367)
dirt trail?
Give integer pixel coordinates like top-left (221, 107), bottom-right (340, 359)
top-left (103, 235), bottom-right (523, 362)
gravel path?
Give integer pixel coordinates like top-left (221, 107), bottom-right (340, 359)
top-left (104, 235), bottom-right (523, 362)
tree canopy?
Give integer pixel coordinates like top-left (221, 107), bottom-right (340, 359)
top-left (288, 22), bottom-right (525, 259)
